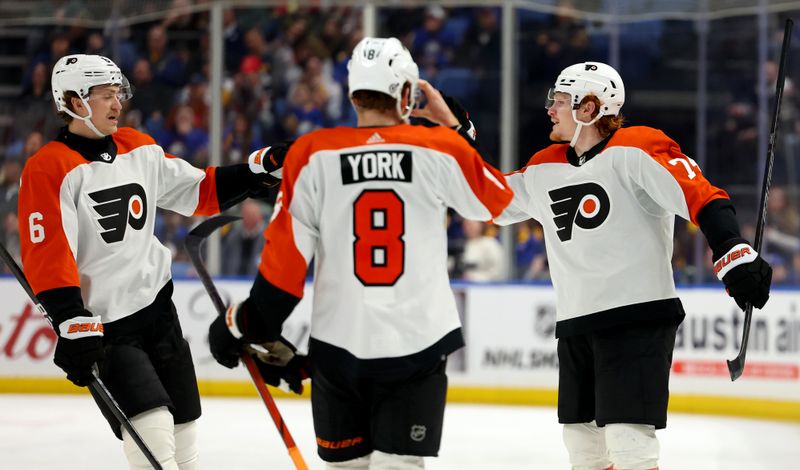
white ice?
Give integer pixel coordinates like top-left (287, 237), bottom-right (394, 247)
top-left (0, 394), bottom-right (798, 469)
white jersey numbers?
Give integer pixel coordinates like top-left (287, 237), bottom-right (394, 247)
top-left (28, 212), bottom-right (45, 243)
top-left (668, 155), bottom-right (699, 179)
top-left (353, 189), bottom-right (405, 286)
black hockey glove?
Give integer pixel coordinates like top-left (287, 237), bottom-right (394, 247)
top-left (209, 302), bottom-right (247, 369)
top-left (249, 338), bottom-right (309, 395)
top-left (713, 238), bottom-right (772, 310)
top-left (245, 141), bottom-right (293, 197)
top-left (53, 314), bottom-right (105, 387)
top-left (441, 93), bottom-right (477, 141)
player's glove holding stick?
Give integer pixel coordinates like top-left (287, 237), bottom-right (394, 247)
top-left (53, 312), bottom-right (105, 386)
top-left (713, 238), bottom-right (772, 310)
top-left (209, 300), bottom-right (308, 394)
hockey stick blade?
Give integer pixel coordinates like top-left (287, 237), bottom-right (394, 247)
top-left (183, 215), bottom-right (309, 470)
top-left (726, 18), bottom-right (793, 381)
top-left (185, 215), bottom-right (241, 315)
top-left (0, 242), bottom-right (163, 470)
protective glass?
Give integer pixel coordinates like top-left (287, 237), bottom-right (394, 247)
top-left (544, 88), bottom-right (573, 110)
top-left (87, 75), bottom-right (134, 102)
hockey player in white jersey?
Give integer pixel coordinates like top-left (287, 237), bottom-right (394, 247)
top-left (18, 54), bottom-right (287, 470)
top-left (207, 37), bottom-right (513, 469)
top-left (494, 62), bottom-right (772, 470)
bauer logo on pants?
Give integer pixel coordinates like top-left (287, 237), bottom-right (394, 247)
top-left (548, 182), bottom-right (610, 242)
top-left (88, 183), bottom-right (148, 243)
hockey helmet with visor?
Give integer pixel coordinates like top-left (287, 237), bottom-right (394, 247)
top-left (52, 54), bottom-right (132, 137)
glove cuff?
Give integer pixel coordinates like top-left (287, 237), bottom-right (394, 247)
top-left (58, 316), bottom-right (104, 339)
top-left (225, 304), bottom-right (244, 339)
top-left (247, 147), bottom-right (270, 174)
top-left (713, 241), bottom-right (758, 280)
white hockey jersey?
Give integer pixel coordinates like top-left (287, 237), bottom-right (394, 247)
top-left (259, 124), bottom-right (512, 360)
top-left (495, 126), bottom-right (729, 337)
top-left (19, 127), bottom-right (221, 323)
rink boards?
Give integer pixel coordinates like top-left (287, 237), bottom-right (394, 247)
top-left (0, 278), bottom-right (798, 422)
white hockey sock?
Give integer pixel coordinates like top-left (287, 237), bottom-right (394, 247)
top-left (604, 423), bottom-right (659, 470)
top-left (370, 450), bottom-right (425, 470)
top-left (325, 454), bottom-right (370, 469)
top-left (122, 406), bottom-right (178, 470)
top-left (174, 420), bottom-right (200, 470)
top-left (562, 421), bottom-right (612, 470)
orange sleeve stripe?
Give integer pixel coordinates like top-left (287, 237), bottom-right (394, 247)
top-left (259, 206), bottom-right (308, 299)
top-left (609, 127), bottom-right (729, 225)
top-left (18, 143), bottom-right (85, 294)
top-left (193, 166), bottom-right (220, 216)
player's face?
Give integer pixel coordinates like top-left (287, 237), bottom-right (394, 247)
top-left (87, 85), bottom-right (123, 135)
top-left (547, 92), bottom-right (576, 142)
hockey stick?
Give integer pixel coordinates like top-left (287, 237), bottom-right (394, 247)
top-left (0, 242), bottom-right (163, 470)
top-left (185, 215), bottom-right (309, 470)
top-left (727, 18), bottom-right (794, 381)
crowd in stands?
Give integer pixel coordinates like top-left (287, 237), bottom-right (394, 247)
top-left (1, 3), bottom-right (800, 285)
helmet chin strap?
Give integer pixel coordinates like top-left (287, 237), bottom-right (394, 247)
top-left (64, 97), bottom-right (107, 138)
top-left (569, 108), bottom-right (604, 148)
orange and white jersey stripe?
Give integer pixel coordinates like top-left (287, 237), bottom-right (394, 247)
top-left (18, 127), bottom-right (219, 323)
top-left (496, 126), bottom-right (728, 333)
top-left (260, 124), bottom-right (512, 360)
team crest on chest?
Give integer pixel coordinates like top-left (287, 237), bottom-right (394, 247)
top-left (88, 183), bottom-right (148, 243)
top-left (548, 182), bottom-right (610, 241)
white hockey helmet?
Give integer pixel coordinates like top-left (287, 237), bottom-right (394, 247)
top-left (547, 62), bottom-right (625, 147)
top-left (549, 61), bottom-right (625, 116)
top-left (51, 54), bottom-right (132, 136)
top-left (347, 37), bottom-right (419, 120)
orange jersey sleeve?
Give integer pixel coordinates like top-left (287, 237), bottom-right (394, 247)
top-left (18, 142), bottom-right (87, 294)
top-left (610, 126), bottom-right (729, 225)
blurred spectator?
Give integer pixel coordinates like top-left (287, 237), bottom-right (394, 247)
top-left (0, 160), bottom-right (21, 217)
top-left (146, 24), bottom-right (188, 88)
top-left (515, 220), bottom-right (548, 280)
top-left (223, 112), bottom-right (264, 165)
top-left (460, 219), bottom-right (505, 281)
top-left (13, 62), bottom-right (62, 148)
top-left (710, 101), bottom-right (758, 185)
top-left (0, 212), bottom-right (21, 273)
top-left (221, 199), bottom-right (268, 276)
top-left (764, 186), bottom-right (800, 259)
top-left (128, 58), bottom-right (175, 127)
top-left (223, 9), bottom-right (247, 74)
top-left (23, 131), bottom-right (45, 158)
top-left (85, 31), bottom-right (110, 56)
top-left (289, 55), bottom-right (343, 123)
top-left (454, 8), bottom-right (500, 73)
top-left (155, 211), bottom-right (191, 262)
top-left (412, 6), bottom-right (458, 78)
top-left (154, 105), bottom-right (209, 162)
top-left (180, 73), bottom-right (210, 129)
top-left (283, 82), bottom-right (325, 138)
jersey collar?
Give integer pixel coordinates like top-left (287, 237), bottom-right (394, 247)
top-left (566, 131), bottom-right (615, 167)
top-left (57, 127), bottom-right (118, 164)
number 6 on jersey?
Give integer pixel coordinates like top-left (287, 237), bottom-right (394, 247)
top-left (353, 190), bottom-right (405, 286)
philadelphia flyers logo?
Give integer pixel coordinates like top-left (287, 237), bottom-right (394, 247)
top-left (88, 183), bottom-right (148, 243)
top-left (548, 182), bottom-right (610, 242)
